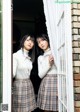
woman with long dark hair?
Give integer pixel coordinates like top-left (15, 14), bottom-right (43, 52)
top-left (36, 34), bottom-right (58, 112)
top-left (13, 34), bottom-right (36, 112)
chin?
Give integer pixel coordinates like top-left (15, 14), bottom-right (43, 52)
top-left (26, 47), bottom-right (31, 50)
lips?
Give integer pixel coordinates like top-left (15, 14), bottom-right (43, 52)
top-left (41, 45), bottom-right (45, 48)
top-left (28, 45), bottom-right (31, 47)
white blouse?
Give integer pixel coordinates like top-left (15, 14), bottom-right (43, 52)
top-left (38, 48), bottom-right (57, 79)
top-left (13, 49), bottom-right (32, 79)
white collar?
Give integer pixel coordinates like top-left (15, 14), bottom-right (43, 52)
top-left (44, 48), bottom-right (51, 56)
top-left (23, 48), bottom-right (29, 56)
top-left (21, 48), bottom-right (31, 60)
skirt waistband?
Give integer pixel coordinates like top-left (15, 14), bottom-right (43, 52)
top-left (15, 78), bottom-right (30, 81)
top-left (46, 74), bottom-right (57, 77)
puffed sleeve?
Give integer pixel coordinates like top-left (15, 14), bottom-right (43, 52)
top-left (38, 56), bottom-right (51, 79)
top-left (13, 54), bottom-right (17, 78)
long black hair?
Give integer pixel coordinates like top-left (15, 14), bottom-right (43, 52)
top-left (36, 34), bottom-right (50, 56)
top-left (20, 34), bottom-right (35, 62)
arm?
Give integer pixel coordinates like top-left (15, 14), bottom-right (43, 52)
top-left (38, 56), bottom-right (51, 79)
top-left (13, 54), bottom-right (17, 78)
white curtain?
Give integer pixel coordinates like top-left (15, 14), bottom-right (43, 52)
top-left (43, 0), bottom-right (58, 67)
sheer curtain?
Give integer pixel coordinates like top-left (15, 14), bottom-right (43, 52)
top-left (43, 0), bottom-right (58, 67)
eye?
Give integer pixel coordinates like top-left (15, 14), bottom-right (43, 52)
top-left (31, 40), bottom-right (34, 44)
top-left (26, 38), bottom-right (30, 41)
top-left (38, 41), bottom-right (41, 44)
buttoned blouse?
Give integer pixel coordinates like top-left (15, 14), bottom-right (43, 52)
top-left (38, 48), bottom-right (57, 79)
top-left (13, 49), bottom-right (32, 79)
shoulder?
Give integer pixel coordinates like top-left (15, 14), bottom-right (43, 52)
top-left (38, 55), bottom-right (43, 61)
top-left (38, 55), bottom-right (45, 64)
top-left (13, 52), bottom-right (17, 58)
top-left (13, 49), bottom-right (22, 59)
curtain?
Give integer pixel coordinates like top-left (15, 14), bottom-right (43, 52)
top-left (42, 0), bottom-right (58, 67)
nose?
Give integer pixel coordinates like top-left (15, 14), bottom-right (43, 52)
top-left (29, 40), bottom-right (32, 44)
top-left (40, 41), bottom-right (43, 46)
top-left (28, 40), bottom-right (34, 46)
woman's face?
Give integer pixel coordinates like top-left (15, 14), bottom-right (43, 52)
top-left (37, 38), bottom-right (49, 51)
top-left (24, 36), bottom-right (34, 51)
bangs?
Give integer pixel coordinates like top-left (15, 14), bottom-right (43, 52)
top-left (30, 36), bottom-right (35, 42)
top-left (20, 34), bottom-right (35, 48)
top-left (41, 37), bottom-right (48, 41)
top-left (36, 34), bottom-right (50, 47)
top-left (37, 37), bottom-right (48, 42)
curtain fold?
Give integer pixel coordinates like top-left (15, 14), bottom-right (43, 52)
top-left (42, 0), bottom-right (58, 67)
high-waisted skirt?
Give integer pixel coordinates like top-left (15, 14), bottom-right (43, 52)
top-left (37, 74), bottom-right (58, 111)
top-left (12, 78), bottom-right (36, 112)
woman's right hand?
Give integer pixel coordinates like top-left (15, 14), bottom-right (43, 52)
top-left (49, 54), bottom-right (54, 66)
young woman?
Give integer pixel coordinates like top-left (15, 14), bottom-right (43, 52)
top-left (36, 34), bottom-right (58, 112)
top-left (13, 35), bottom-right (36, 112)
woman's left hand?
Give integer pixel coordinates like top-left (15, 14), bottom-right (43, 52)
top-left (49, 54), bottom-right (54, 66)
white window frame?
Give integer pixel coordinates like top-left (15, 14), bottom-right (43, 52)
top-left (1, 0), bottom-right (74, 111)
top-left (2, 0), bottom-right (12, 112)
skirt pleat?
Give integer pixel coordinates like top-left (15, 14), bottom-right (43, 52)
top-left (12, 79), bottom-right (36, 112)
top-left (37, 74), bottom-right (58, 111)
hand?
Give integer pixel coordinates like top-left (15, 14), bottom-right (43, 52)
top-left (49, 54), bottom-right (54, 66)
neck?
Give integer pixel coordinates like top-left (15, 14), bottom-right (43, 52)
top-left (22, 48), bottom-right (29, 54)
top-left (23, 48), bottom-right (29, 52)
top-left (44, 47), bottom-right (50, 52)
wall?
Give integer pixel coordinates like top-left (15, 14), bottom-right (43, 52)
top-left (72, 3), bottom-right (80, 112)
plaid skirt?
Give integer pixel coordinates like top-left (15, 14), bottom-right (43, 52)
top-left (37, 74), bottom-right (58, 111)
top-left (12, 79), bottom-right (36, 112)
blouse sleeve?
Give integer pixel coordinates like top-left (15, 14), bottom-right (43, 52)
top-left (13, 54), bottom-right (17, 78)
top-left (38, 56), bottom-right (51, 79)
